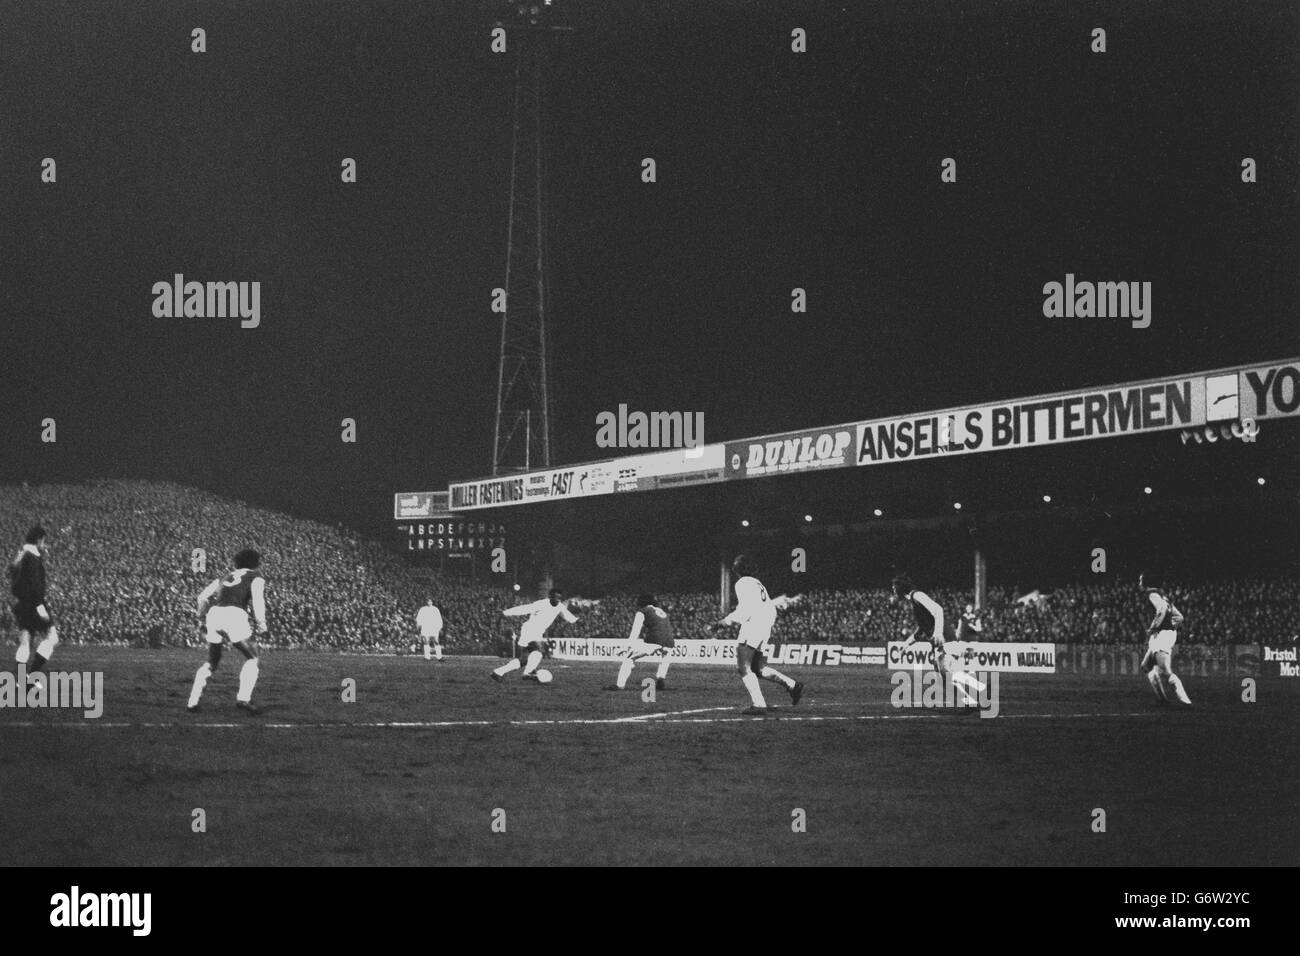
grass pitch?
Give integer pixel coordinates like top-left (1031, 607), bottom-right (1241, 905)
top-left (1, 647), bottom-right (1295, 866)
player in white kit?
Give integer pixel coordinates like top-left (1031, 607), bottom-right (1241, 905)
top-left (1139, 573), bottom-right (1191, 707)
top-left (491, 589), bottom-right (578, 682)
top-left (711, 555), bottom-right (803, 714)
top-left (188, 549), bottom-right (267, 714)
top-left (416, 598), bottom-right (444, 661)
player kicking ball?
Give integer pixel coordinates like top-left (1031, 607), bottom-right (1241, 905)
top-left (893, 574), bottom-right (984, 712)
top-left (491, 588), bottom-right (578, 683)
top-left (611, 594), bottom-right (674, 691)
top-left (711, 555), bottom-right (803, 715)
top-left (188, 549), bottom-right (267, 715)
top-left (1139, 572), bottom-right (1191, 707)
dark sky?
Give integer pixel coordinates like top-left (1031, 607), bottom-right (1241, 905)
top-left (3, 0), bottom-right (1298, 538)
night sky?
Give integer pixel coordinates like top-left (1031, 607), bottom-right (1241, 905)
top-left (3, 0), bottom-right (1298, 538)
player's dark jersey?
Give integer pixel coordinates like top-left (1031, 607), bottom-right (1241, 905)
top-left (214, 569), bottom-right (262, 612)
top-left (638, 605), bottom-right (676, 648)
top-left (908, 591), bottom-right (957, 641)
top-left (1143, 588), bottom-right (1184, 630)
top-left (9, 550), bottom-right (47, 608)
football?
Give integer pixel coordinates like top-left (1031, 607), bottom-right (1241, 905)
top-left (534, 668), bottom-right (554, 684)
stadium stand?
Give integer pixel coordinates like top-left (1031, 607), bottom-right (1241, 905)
top-left (1, 481), bottom-right (1294, 652)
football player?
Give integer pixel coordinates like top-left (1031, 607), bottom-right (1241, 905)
top-left (492, 588), bottom-right (578, 682)
top-left (1139, 572), bottom-right (1191, 706)
top-left (711, 555), bottom-right (803, 714)
top-left (187, 549), bottom-right (267, 714)
top-left (416, 597), bottom-right (444, 661)
top-left (10, 525), bottom-right (58, 674)
top-left (612, 593), bottom-right (675, 691)
top-left (894, 574), bottom-right (984, 710)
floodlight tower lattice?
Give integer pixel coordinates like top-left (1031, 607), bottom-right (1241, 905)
top-left (492, 1), bottom-right (573, 475)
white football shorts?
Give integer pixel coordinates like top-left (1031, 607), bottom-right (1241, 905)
top-left (736, 621), bottom-right (775, 650)
top-left (1147, 629), bottom-right (1177, 657)
top-left (206, 605), bottom-right (253, 645)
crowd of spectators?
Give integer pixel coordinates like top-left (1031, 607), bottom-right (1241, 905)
top-left (2, 481), bottom-right (1295, 653)
top-left (762, 582), bottom-right (1299, 647)
top-left (0, 481), bottom-right (488, 653)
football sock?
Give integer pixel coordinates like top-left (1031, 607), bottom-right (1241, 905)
top-left (15, 636), bottom-right (30, 665)
top-left (33, 635), bottom-right (58, 669)
top-left (236, 659), bottom-right (259, 703)
top-left (759, 666), bottom-right (794, 689)
top-left (424, 644), bottom-right (431, 660)
top-left (616, 659), bottom-right (635, 689)
top-left (29, 653), bottom-right (48, 674)
top-left (953, 681), bottom-right (978, 707)
top-left (1146, 669), bottom-right (1166, 701)
top-left (953, 670), bottom-right (984, 705)
top-left (742, 673), bottom-right (766, 707)
top-left (189, 662), bottom-right (212, 706)
top-left (1166, 673), bottom-right (1191, 704)
top-left (655, 659), bottom-right (670, 680)
top-left (434, 645), bottom-right (443, 661)
top-left (494, 659), bottom-right (521, 677)
top-left (522, 650), bottom-right (543, 675)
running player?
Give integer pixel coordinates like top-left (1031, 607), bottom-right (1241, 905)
top-left (417, 597), bottom-right (444, 661)
top-left (187, 549), bottom-right (267, 714)
top-left (10, 525), bottom-right (58, 675)
top-left (1139, 572), bottom-right (1191, 707)
top-left (491, 588), bottom-right (578, 682)
top-left (612, 593), bottom-right (674, 691)
top-left (711, 555), bottom-right (803, 714)
top-left (893, 574), bottom-right (984, 709)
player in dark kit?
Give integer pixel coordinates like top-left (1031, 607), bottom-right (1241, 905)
top-left (893, 573), bottom-right (985, 709)
top-left (187, 549), bottom-right (267, 714)
top-left (612, 593), bottom-right (675, 691)
top-left (10, 525), bottom-right (59, 674)
top-left (1138, 572), bottom-right (1191, 706)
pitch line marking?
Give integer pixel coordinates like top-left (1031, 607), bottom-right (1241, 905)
top-left (0, 710), bottom-right (1157, 730)
top-left (613, 705), bottom-right (742, 722)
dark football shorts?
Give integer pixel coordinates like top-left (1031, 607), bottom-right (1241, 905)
top-left (736, 643), bottom-right (768, 674)
top-left (517, 640), bottom-right (549, 664)
top-left (12, 602), bottom-right (53, 635)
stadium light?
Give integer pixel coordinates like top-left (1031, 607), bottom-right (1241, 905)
top-left (804, 514), bottom-right (812, 522)
top-left (953, 502), bottom-right (962, 511)
top-left (1143, 486), bottom-right (1153, 495)
top-left (512, 583), bottom-right (520, 592)
top-left (1042, 494), bottom-right (1052, 503)
top-left (1257, 477), bottom-right (1266, 486)
top-left (873, 508), bottom-right (882, 517)
top-left (741, 519), bottom-right (750, 527)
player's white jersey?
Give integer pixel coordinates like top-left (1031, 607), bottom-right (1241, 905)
top-left (416, 604), bottom-right (443, 638)
top-left (503, 598), bottom-right (578, 643)
top-left (724, 575), bottom-right (777, 647)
